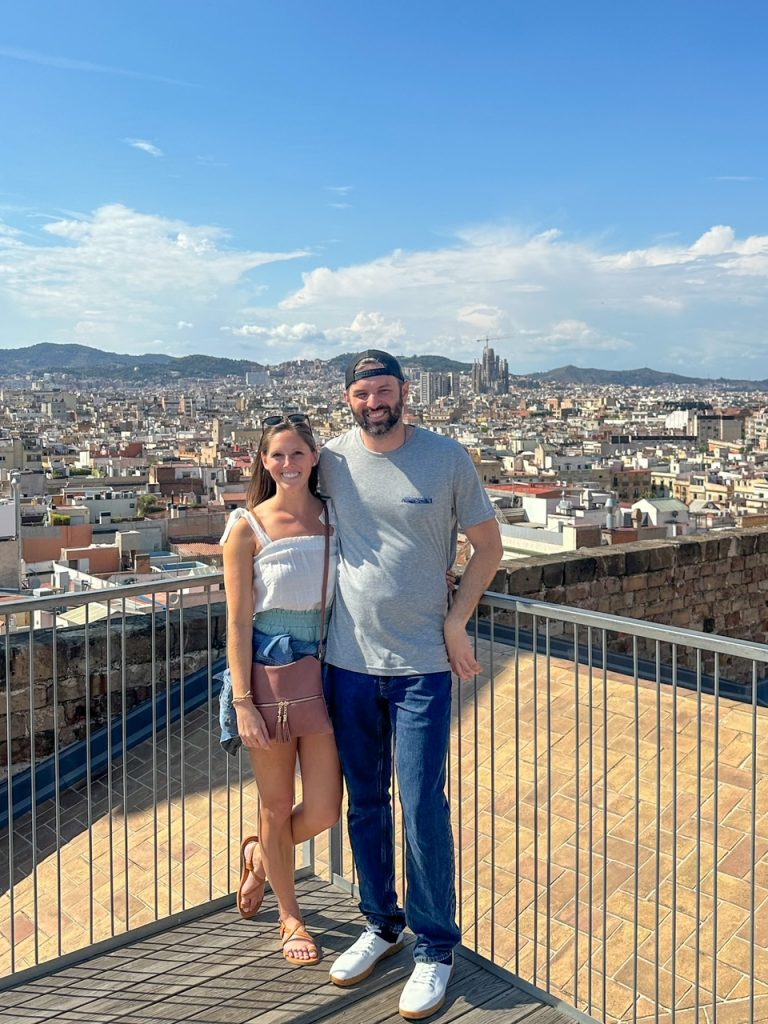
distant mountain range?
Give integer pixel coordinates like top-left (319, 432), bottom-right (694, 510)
top-left (329, 353), bottom-right (470, 374)
top-left (0, 343), bottom-right (766, 389)
top-left (0, 343), bottom-right (265, 380)
top-left (520, 364), bottom-right (768, 388)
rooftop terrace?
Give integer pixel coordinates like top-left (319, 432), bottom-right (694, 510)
top-left (0, 877), bottom-right (573, 1024)
top-left (1, 580), bottom-right (766, 1023)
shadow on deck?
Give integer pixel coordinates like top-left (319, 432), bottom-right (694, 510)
top-left (0, 877), bottom-right (575, 1024)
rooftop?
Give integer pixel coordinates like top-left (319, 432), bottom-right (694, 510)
top-left (0, 879), bottom-right (570, 1024)
top-left (0, 579), bottom-right (765, 1023)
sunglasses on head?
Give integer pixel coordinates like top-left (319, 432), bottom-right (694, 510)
top-left (261, 413), bottom-right (310, 428)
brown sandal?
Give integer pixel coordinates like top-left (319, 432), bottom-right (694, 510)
top-left (236, 835), bottom-right (266, 919)
top-left (280, 920), bottom-right (320, 966)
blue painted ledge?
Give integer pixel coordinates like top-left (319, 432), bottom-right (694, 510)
top-left (0, 657), bottom-right (227, 831)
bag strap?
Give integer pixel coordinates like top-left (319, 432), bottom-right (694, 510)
top-left (317, 501), bottom-right (331, 661)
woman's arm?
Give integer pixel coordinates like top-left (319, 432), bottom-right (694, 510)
top-left (222, 517), bottom-right (271, 749)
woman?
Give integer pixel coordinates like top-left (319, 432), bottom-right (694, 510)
top-left (220, 413), bottom-right (341, 965)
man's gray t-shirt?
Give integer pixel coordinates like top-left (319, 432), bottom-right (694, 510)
top-left (318, 426), bottom-right (495, 675)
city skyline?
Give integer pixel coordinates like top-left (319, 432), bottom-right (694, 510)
top-left (1, 2), bottom-right (766, 375)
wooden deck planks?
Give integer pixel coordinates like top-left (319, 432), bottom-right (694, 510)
top-left (2, 878), bottom-right (575, 1024)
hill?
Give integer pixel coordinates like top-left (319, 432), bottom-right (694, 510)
top-left (328, 352), bottom-right (470, 373)
top-left (0, 344), bottom-right (470, 380)
top-left (2, 344), bottom-right (766, 388)
top-left (524, 364), bottom-right (768, 388)
top-left (0, 343), bottom-right (265, 380)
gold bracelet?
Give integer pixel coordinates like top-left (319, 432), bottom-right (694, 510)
top-left (231, 694), bottom-right (252, 704)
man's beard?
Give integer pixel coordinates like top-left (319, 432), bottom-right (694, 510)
top-left (353, 396), bottom-right (404, 437)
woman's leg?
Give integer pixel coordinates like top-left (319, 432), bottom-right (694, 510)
top-left (240, 731), bottom-right (341, 904)
top-left (248, 742), bottom-right (303, 928)
top-left (247, 737), bottom-right (340, 960)
top-left (293, 732), bottom-right (342, 842)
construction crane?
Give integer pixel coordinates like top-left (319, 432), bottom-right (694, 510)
top-left (472, 335), bottom-right (517, 348)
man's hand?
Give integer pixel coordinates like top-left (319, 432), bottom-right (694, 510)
top-left (444, 620), bottom-right (482, 680)
top-left (442, 517), bottom-right (501, 679)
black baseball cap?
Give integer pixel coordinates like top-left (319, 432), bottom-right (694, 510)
top-left (344, 349), bottom-right (405, 389)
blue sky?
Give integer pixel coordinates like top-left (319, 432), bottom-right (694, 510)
top-left (1, 1), bottom-right (766, 376)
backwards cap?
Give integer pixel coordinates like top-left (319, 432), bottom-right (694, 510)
top-left (344, 349), bottom-right (405, 389)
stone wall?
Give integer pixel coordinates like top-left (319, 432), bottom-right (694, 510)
top-left (490, 527), bottom-right (768, 686)
top-left (496, 529), bottom-right (768, 640)
top-left (0, 604), bottom-right (227, 774)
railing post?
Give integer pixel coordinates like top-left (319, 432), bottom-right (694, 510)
top-left (329, 819), bottom-right (344, 884)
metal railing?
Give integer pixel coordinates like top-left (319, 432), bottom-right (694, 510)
top-left (327, 594), bottom-right (767, 1024)
top-left (0, 574), bottom-right (276, 985)
top-left (2, 581), bottom-right (766, 1024)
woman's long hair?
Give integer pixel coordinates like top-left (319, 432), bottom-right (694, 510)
top-left (245, 421), bottom-right (319, 508)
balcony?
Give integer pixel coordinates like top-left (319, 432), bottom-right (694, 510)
top-left (1, 579), bottom-right (766, 1023)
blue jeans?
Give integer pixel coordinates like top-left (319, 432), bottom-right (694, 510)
top-left (325, 666), bottom-right (459, 964)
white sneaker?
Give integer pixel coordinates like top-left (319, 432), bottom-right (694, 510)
top-left (329, 929), bottom-right (405, 987)
top-left (399, 958), bottom-right (454, 1020)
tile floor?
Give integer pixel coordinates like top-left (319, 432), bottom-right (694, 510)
top-left (1, 641), bottom-right (766, 1023)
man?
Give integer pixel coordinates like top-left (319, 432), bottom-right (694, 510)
top-left (319, 350), bottom-right (502, 1020)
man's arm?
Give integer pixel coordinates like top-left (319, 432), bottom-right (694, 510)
top-left (443, 517), bottom-right (503, 680)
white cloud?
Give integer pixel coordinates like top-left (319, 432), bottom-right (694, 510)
top-left (549, 319), bottom-right (592, 339)
top-left (196, 154), bottom-right (226, 168)
top-left (280, 228), bottom-right (581, 313)
top-left (689, 225), bottom-right (736, 256)
top-left (325, 187), bottom-right (354, 210)
top-left (457, 305), bottom-right (505, 332)
top-left (327, 311), bottom-right (406, 348)
top-left (272, 223), bottom-right (768, 372)
top-left (125, 138), bottom-right (163, 158)
top-left (535, 319), bottom-right (633, 353)
top-left (0, 46), bottom-right (192, 87)
top-left (640, 294), bottom-right (685, 313)
top-left (0, 203), bottom-right (307, 349)
top-left (221, 311), bottom-right (405, 357)
top-left (608, 224), bottom-right (768, 270)
top-left (227, 322), bottom-right (321, 343)
top-left (2, 211), bottom-right (768, 375)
